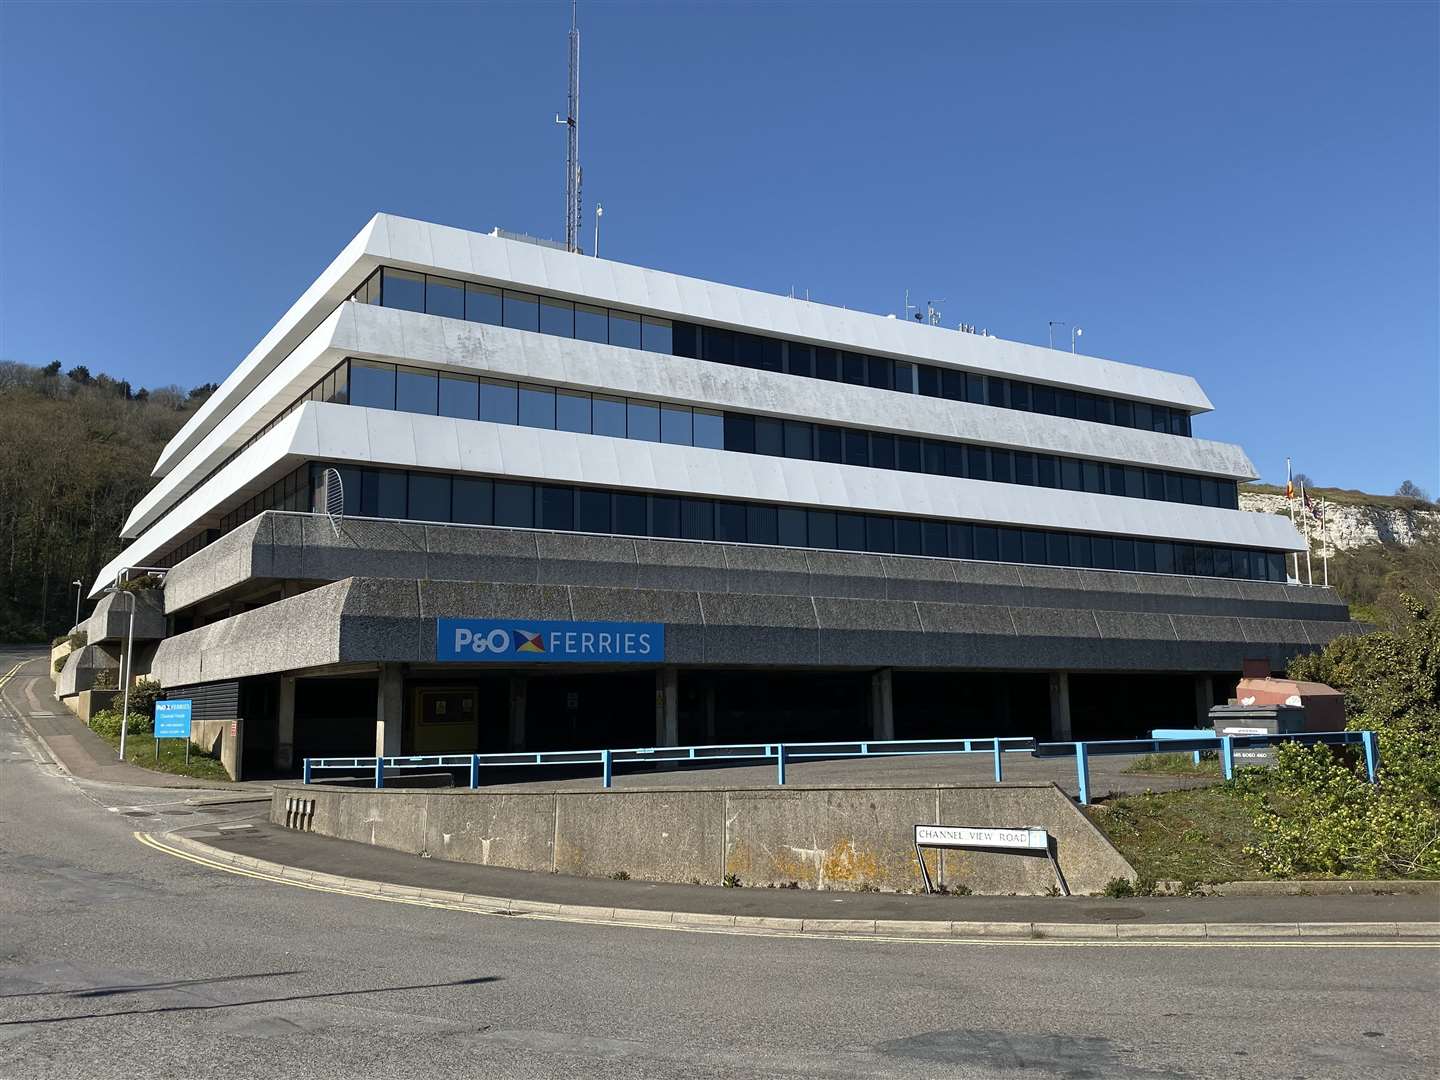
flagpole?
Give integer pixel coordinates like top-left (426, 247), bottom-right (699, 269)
top-left (1321, 499), bottom-right (1329, 587)
top-left (1286, 457), bottom-right (1299, 583)
top-left (1301, 480), bottom-right (1313, 586)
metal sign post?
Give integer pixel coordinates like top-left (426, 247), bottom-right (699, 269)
top-left (913, 824), bottom-right (1068, 896)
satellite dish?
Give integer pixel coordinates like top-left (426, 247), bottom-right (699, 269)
top-left (323, 467), bottom-right (344, 537)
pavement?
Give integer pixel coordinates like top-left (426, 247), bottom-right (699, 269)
top-left (4, 641), bottom-right (1440, 1078)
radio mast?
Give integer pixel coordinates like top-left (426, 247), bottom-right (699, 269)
top-left (555, 1), bottom-right (582, 253)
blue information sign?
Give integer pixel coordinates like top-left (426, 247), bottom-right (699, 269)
top-left (154, 699), bottom-right (193, 739)
top-left (436, 619), bottom-right (665, 663)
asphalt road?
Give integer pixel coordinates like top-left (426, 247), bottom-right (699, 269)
top-left (2, 645), bottom-right (1438, 1079)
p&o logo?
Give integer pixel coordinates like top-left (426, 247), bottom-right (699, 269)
top-left (453, 626), bottom-right (513, 655)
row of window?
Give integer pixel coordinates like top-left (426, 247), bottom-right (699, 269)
top-left (300, 462), bottom-right (1288, 581)
top-left (351, 265), bottom-right (1195, 438)
top-left (308, 358), bottom-right (1240, 509)
top-left (216, 463), bottom-right (312, 535)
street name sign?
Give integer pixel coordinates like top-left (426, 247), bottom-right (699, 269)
top-left (913, 823), bottom-right (1067, 896)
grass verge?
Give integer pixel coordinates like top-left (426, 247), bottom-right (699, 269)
top-left (1123, 752), bottom-right (1222, 778)
top-left (1084, 784), bottom-right (1268, 887)
top-left (94, 728), bottom-right (232, 782)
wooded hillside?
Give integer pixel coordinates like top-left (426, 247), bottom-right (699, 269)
top-left (0, 361), bottom-right (216, 641)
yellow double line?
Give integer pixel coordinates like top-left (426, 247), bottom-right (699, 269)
top-left (0, 662), bottom-right (25, 693)
top-left (134, 830), bottom-right (1438, 951)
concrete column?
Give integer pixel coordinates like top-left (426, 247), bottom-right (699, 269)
top-left (655, 667), bottom-right (679, 746)
top-left (704, 679), bottom-right (717, 742)
top-left (375, 664), bottom-right (403, 758)
top-left (273, 674), bottom-right (296, 772)
top-left (1194, 675), bottom-right (1214, 729)
top-left (1048, 671), bottom-right (1072, 741)
top-left (870, 668), bottom-right (895, 741)
top-left (507, 676), bottom-right (528, 751)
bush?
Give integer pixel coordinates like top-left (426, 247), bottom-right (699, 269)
top-left (1101, 877), bottom-right (1136, 898)
top-left (53, 655), bottom-right (67, 673)
top-left (92, 669), bottom-right (117, 691)
top-left (128, 678), bottom-right (162, 718)
top-left (67, 630), bottom-right (87, 650)
top-left (1240, 596), bottom-right (1440, 879)
top-left (89, 707), bottom-right (153, 738)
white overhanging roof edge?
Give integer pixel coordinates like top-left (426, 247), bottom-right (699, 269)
top-left (152, 212), bottom-right (1217, 479)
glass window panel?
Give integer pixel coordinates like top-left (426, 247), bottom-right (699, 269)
top-left (539, 297), bottom-right (574, 337)
top-left (1164, 473), bottom-right (1184, 503)
top-left (450, 477), bottom-right (490, 524)
top-left (1061, 458), bottom-right (1082, 491)
top-left (922, 521), bottom-right (947, 557)
top-left (999, 528), bottom-right (1023, 562)
top-left (407, 472), bottom-right (450, 523)
top-left (1033, 385), bottom-right (1056, 415)
top-left (493, 481), bottom-right (534, 527)
top-left (1144, 469), bottom-right (1165, 500)
top-left (329, 363), bottom-right (349, 404)
top-left (349, 360), bottom-right (396, 410)
top-left (1014, 451), bottom-right (1035, 486)
top-left (1154, 541), bottom-right (1174, 574)
top-left (870, 433), bottom-right (895, 470)
top-left (381, 268), bottom-right (425, 312)
top-left (1175, 543), bottom-right (1197, 575)
top-left (1037, 455), bottom-right (1058, 488)
top-left (334, 466), bottom-right (363, 517)
top-left (438, 372), bottom-right (478, 419)
top-left (895, 518), bottom-right (922, 555)
top-left (1132, 402), bottom-right (1152, 431)
top-left (557, 389), bottom-right (592, 433)
top-left (672, 321), bottom-right (699, 358)
top-left (964, 373), bottom-right (985, 404)
top-left (575, 303), bottom-right (608, 342)
top-left (1194, 546), bottom-right (1214, 576)
top-left (575, 488), bottom-right (611, 533)
top-left (1070, 533), bottom-right (1092, 568)
top-left (816, 426), bottom-right (843, 463)
top-left (841, 352), bottom-right (866, 385)
top-left (1214, 547), bottom-right (1233, 577)
top-left (614, 493), bottom-right (647, 536)
top-left (642, 317), bottom-right (673, 354)
top-left (1091, 536), bottom-right (1113, 569)
top-left (917, 365), bottom-right (940, 397)
top-left (865, 515), bottom-right (894, 553)
top-left (784, 420), bottom-right (813, 459)
top-left (987, 379), bottom-right (1008, 408)
top-left (1082, 461), bottom-right (1103, 493)
top-left (1108, 465), bottom-right (1127, 496)
top-left (967, 446), bottom-right (990, 481)
top-left (807, 510), bottom-right (838, 549)
top-left (651, 495), bottom-right (681, 538)
top-left (894, 361), bottom-right (915, 393)
top-left (1114, 399), bottom-right (1134, 428)
top-left (1135, 539), bottom-right (1156, 573)
top-left (973, 526), bottom-right (999, 561)
top-left (1009, 380), bottom-right (1031, 411)
top-left (1123, 466), bottom-right (1144, 499)
top-left (395, 365), bottom-right (438, 415)
top-left (1154, 407), bottom-right (1173, 434)
top-left (1183, 475), bottom-right (1203, 505)
top-left (897, 437), bottom-right (922, 473)
top-left (948, 523), bottom-right (973, 559)
top-left (1219, 479), bottom-right (1238, 509)
top-left (787, 343), bottom-right (814, 377)
top-left (814, 347), bottom-right (839, 381)
top-left (627, 399), bottom-right (660, 441)
top-left (1046, 532), bottom-right (1070, 566)
top-left (465, 283), bottom-right (502, 324)
top-left (1095, 397), bottom-right (1115, 425)
top-left (353, 270), bottom-right (380, 305)
top-left (836, 512), bottom-right (866, 551)
top-left (991, 449), bottom-right (1013, 484)
top-left (377, 469), bottom-right (407, 519)
top-left (758, 338), bottom-right (783, 372)
top-left (681, 498), bottom-right (713, 540)
top-left (754, 417), bottom-right (784, 457)
top-left (1020, 529), bottom-right (1045, 565)
top-left (425, 275), bottom-right (464, 318)
top-left (1076, 393), bottom-right (1096, 422)
top-left (609, 311), bottom-right (642, 349)
top-left (661, 403), bottom-right (692, 445)
top-left (1055, 389), bottom-right (1077, 418)
top-left (941, 444), bottom-right (964, 478)
top-left (747, 505), bottom-right (778, 545)
top-left (1269, 553), bottom-right (1286, 582)
top-left (724, 413), bottom-right (755, 453)
top-left (941, 370), bottom-right (965, 401)
top-left (592, 394), bottom-right (626, 437)
top-left (502, 290), bottom-right (539, 331)
top-left (777, 507), bottom-right (807, 547)
top-left (1231, 548), bottom-right (1249, 579)
top-left (733, 333), bottom-right (763, 368)
top-left (844, 430), bottom-right (870, 467)
top-left (715, 502), bottom-right (747, 542)
top-left (923, 440), bottom-right (945, 475)
top-left (321, 370), bottom-right (335, 403)
top-left (518, 384), bottom-right (556, 429)
top-left (867, 355), bottom-right (893, 390)
top-left (693, 408), bottom-right (724, 449)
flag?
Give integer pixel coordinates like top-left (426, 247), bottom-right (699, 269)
top-left (1285, 457), bottom-right (1294, 499)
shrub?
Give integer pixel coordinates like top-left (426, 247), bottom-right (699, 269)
top-left (90, 707), bottom-right (153, 739)
top-left (67, 629), bottom-right (87, 650)
top-left (53, 655), bottom-right (67, 673)
top-left (1101, 877), bottom-right (1136, 898)
top-left (91, 669), bottom-right (117, 691)
top-left (128, 678), bottom-right (162, 718)
top-left (1241, 596), bottom-right (1440, 879)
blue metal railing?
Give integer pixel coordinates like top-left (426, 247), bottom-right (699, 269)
top-left (302, 730), bottom-right (1379, 805)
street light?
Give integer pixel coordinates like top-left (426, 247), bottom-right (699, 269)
top-left (1071, 326), bottom-right (1083, 354)
top-left (70, 580), bottom-right (83, 628)
top-left (594, 204), bottom-right (603, 258)
top-left (109, 566), bottom-right (168, 762)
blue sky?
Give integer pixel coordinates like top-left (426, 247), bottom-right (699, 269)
top-left (2, 1), bottom-right (1435, 495)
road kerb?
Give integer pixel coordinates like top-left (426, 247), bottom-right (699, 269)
top-left (146, 830), bottom-right (1438, 944)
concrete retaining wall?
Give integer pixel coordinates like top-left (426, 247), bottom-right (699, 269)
top-left (190, 719), bottom-right (243, 780)
top-left (271, 781), bottom-right (1135, 896)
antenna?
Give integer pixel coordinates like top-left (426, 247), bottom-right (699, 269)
top-left (323, 467), bottom-right (344, 538)
top-left (554, 1), bottom-right (583, 253)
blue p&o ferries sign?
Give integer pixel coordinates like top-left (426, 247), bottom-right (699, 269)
top-left (436, 619), bottom-right (664, 663)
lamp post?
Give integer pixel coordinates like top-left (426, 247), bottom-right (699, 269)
top-left (1071, 326), bottom-right (1083, 354)
top-left (594, 204), bottom-right (603, 258)
top-left (111, 566), bottom-right (169, 762)
top-left (71, 580), bottom-right (83, 628)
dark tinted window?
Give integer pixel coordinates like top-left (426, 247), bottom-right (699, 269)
top-left (502, 291), bottom-right (539, 331)
top-left (1182, 475), bottom-right (1203, 505)
top-left (923, 440), bottom-right (944, 475)
top-left (734, 333), bottom-right (763, 368)
top-left (539, 297), bottom-right (574, 337)
top-left (643, 318), bottom-right (673, 354)
top-left (895, 518), bottom-right (922, 555)
top-left (1135, 539), bottom-right (1156, 573)
top-left (842, 352), bottom-right (866, 385)
top-left (1091, 535), bottom-right (1113, 570)
top-left (609, 311), bottom-right (642, 349)
top-left (966, 374), bottom-right (986, 404)
top-left (592, 395), bottom-right (625, 437)
top-left (715, 501), bottom-right (746, 542)
top-left (754, 417), bottom-right (784, 457)
top-left (558, 390), bottom-right (592, 434)
top-left (787, 343), bottom-right (813, 377)
top-left (897, 437), bottom-right (922, 472)
top-left (1014, 452), bottom-right (1035, 485)
top-left (438, 373), bottom-right (478, 419)
top-left (1145, 470), bottom-right (1165, 501)
top-left (948, 523), bottom-right (972, 559)
top-left (999, 528), bottom-right (1023, 562)
top-left (681, 498), bottom-right (713, 540)
top-left (808, 510), bottom-right (838, 549)
top-left (1082, 461), bottom-right (1103, 493)
top-left (815, 347), bottom-right (839, 381)
top-left (758, 337), bottom-right (783, 372)
top-left (350, 361), bottom-right (396, 410)
top-left (987, 379), bottom-right (1007, 408)
top-left (991, 449), bottom-right (1013, 484)
top-left (518, 384), bottom-right (555, 429)
top-left (1009, 381), bottom-right (1031, 410)
top-left (778, 507), bottom-right (808, 547)
top-left (537, 485), bottom-right (574, 531)
top-left (942, 370), bottom-right (965, 401)
top-left (865, 515), bottom-right (894, 553)
top-left (844, 430), bottom-right (870, 467)
top-left (452, 477), bottom-right (492, 525)
top-left (922, 521), bottom-right (947, 557)
top-left (575, 488), bottom-right (611, 533)
top-left (973, 526), bottom-right (998, 561)
top-left (703, 327), bottom-right (734, 364)
top-left (1061, 458), bottom-right (1082, 491)
top-left (837, 512), bottom-right (866, 551)
top-left (396, 366), bottom-right (437, 415)
top-left (816, 425), bottom-right (843, 463)
top-left (493, 481), bottom-right (534, 527)
top-left (408, 472), bottom-right (451, 522)
top-left (425, 275), bottom-right (464, 318)
top-left (967, 446), bottom-right (990, 481)
top-left (614, 493), bottom-right (647, 536)
top-left (943, 444), bottom-right (965, 478)
top-left (747, 504), bottom-right (778, 546)
top-left (1055, 389), bottom-right (1077, 418)
top-left (672, 321), bottom-right (699, 358)
top-left (917, 366), bottom-right (940, 397)
top-left (870, 433), bottom-right (895, 470)
top-left (1046, 532), bottom-right (1070, 566)
top-left (1033, 385), bottom-right (1056, 415)
top-left (1037, 455), bottom-right (1058, 488)
top-left (574, 303), bottom-right (607, 343)
top-left (1023, 529), bottom-right (1046, 564)
top-left (465, 283), bottom-right (502, 324)
top-left (651, 495), bottom-right (681, 538)
top-left (724, 413), bottom-right (754, 453)
top-left (627, 400), bottom-right (660, 442)
top-left (867, 355), bottom-right (893, 390)
top-left (381, 268), bottom-right (425, 312)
